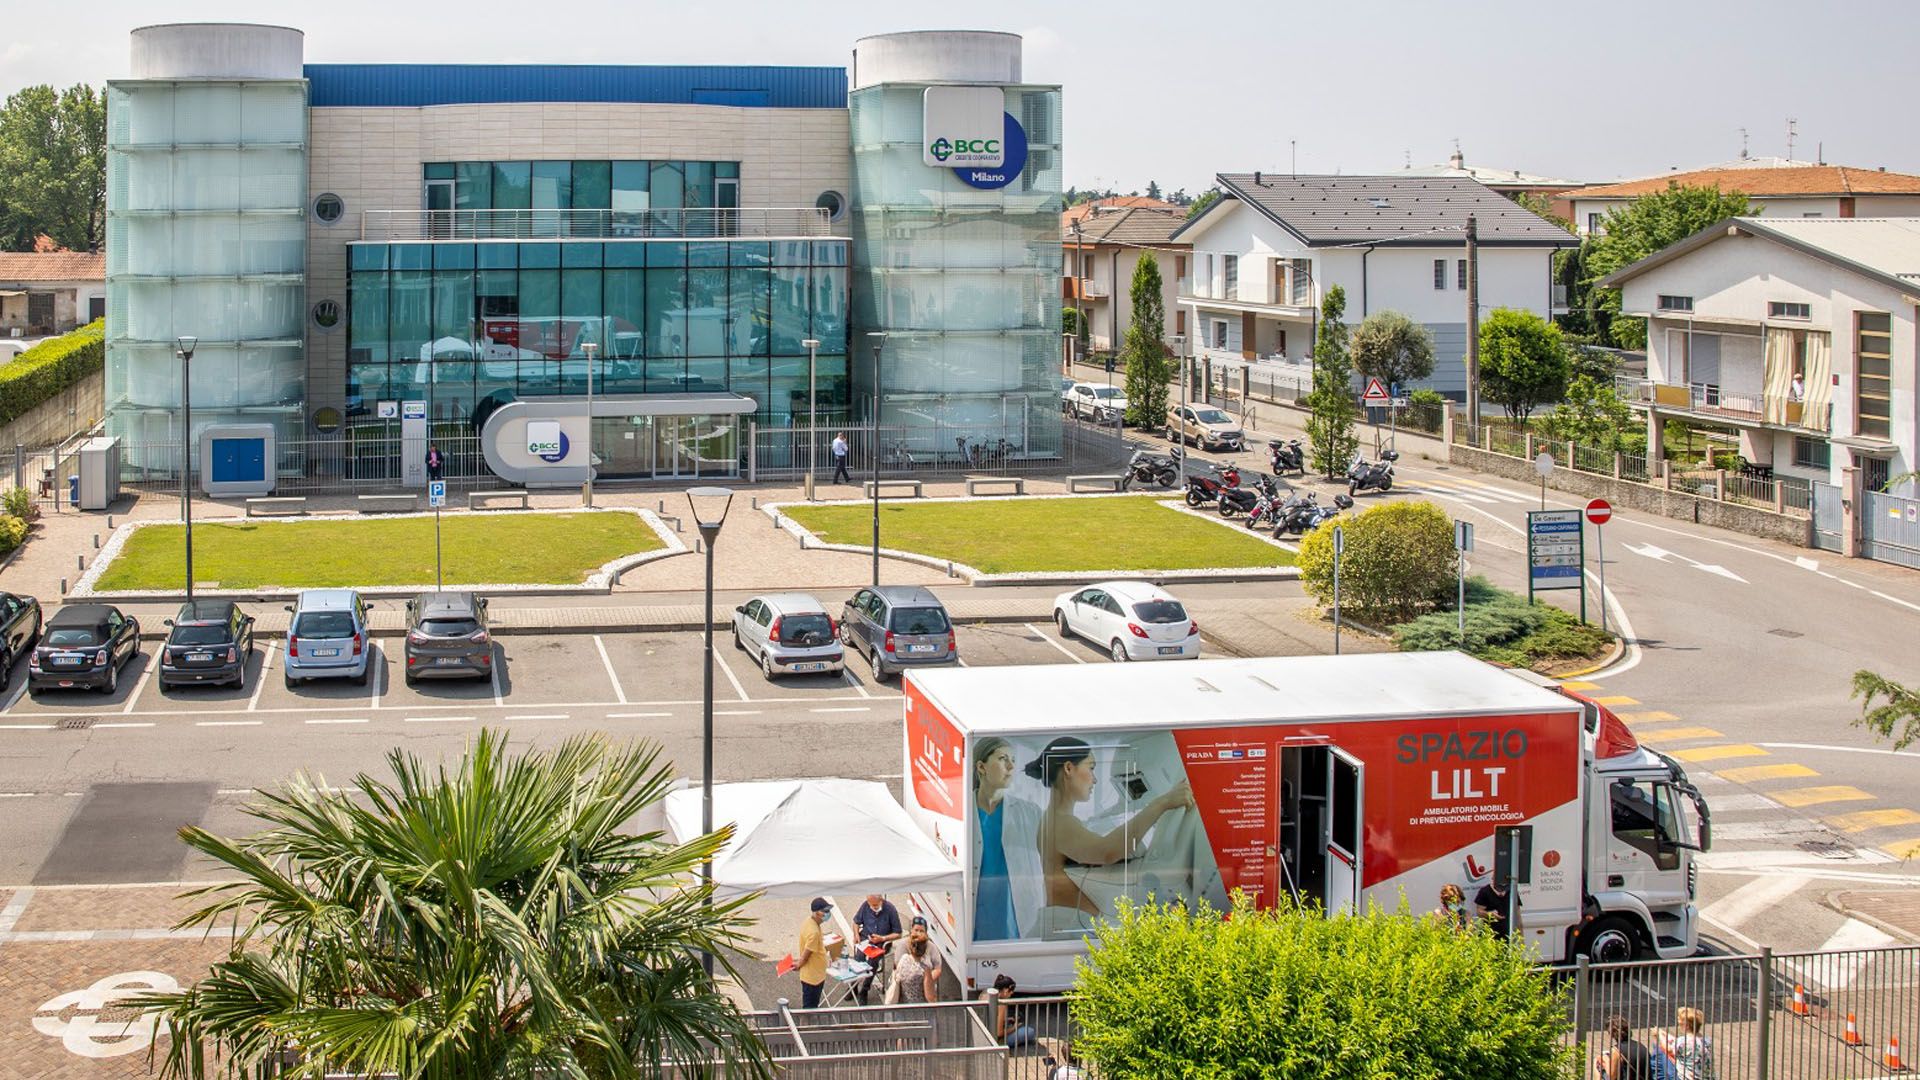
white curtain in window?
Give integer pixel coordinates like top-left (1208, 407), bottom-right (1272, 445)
top-left (1764, 328), bottom-right (1795, 423)
top-left (1801, 331), bottom-right (1833, 430)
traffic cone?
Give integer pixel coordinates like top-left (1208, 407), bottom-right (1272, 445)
top-left (1790, 983), bottom-right (1810, 1016)
top-left (1843, 1013), bottom-right (1862, 1046)
top-left (1885, 1035), bottom-right (1904, 1071)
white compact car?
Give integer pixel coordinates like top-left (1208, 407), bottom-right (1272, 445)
top-left (1051, 581), bottom-right (1200, 662)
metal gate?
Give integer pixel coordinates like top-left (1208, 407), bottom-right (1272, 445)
top-left (1862, 488), bottom-right (1920, 568)
top-left (1810, 481), bottom-right (1844, 553)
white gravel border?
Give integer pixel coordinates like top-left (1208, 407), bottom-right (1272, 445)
top-left (761, 491), bottom-right (1301, 585)
top-left (71, 506), bottom-right (688, 599)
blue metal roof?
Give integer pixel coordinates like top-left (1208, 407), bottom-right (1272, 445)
top-left (304, 64), bottom-right (847, 109)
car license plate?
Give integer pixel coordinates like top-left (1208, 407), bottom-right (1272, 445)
top-left (314, 648), bottom-right (339, 657)
top-left (905, 644), bottom-right (936, 655)
top-left (188, 652), bottom-right (212, 663)
top-left (1157, 646), bottom-right (1183, 655)
top-left (435, 657), bottom-right (463, 665)
top-left (55, 654), bottom-right (84, 666)
top-left (792, 662), bottom-right (826, 672)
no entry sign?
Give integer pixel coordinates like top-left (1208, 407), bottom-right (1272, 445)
top-left (1585, 498), bottom-right (1613, 526)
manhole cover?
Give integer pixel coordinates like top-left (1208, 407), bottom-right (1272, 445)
top-left (57, 717), bottom-right (96, 730)
top-left (1769, 628), bottom-right (1804, 638)
top-left (1796, 839), bottom-right (1856, 860)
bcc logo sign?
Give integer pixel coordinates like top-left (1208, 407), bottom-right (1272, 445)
top-left (927, 136), bottom-right (1000, 162)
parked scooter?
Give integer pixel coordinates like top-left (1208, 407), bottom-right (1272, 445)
top-left (1347, 449), bottom-right (1399, 496)
top-left (1272, 490), bottom-right (1322, 536)
top-left (1184, 463), bottom-right (1235, 508)
top-left (1216, 466), bottom-right (1261, 518)
top-left (1302, 493), bottom-right (1356, 531)
top-left (1268, 438), bottom-right (1305, 476)
top-left (1119, 447), bottom-right (1182, 491)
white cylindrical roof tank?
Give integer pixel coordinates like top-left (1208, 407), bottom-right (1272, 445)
top-left (129, 23), bottom-right (305, 80)
top-left (851, 31), bottom-right (1021, 89)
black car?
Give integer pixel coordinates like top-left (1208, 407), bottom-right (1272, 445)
top-left (159, 600), bottom-right (256, 690)
top-left (0, 591), bottom-right (43, 689)
top-left (403, 591), bottom-right (493, 684)
top-left (28, 604), bottom-right (140, 695)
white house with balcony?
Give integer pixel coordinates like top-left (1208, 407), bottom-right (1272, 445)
top-left (1600, 217), bottom-right (1920, 493)
top-left (1170, 174), bottom-right (1573, 397)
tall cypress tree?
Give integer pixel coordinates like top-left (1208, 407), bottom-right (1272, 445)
top-left (1122, 255), bottom-right (1171, 427)
top-left (1305, 285), bottom-right (1360, 477)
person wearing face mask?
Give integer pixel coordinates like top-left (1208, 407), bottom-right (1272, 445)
top-left (1431, 883), bottom-right (1468, 931)
top-left (1028, 736), bottom-right (1193, 937)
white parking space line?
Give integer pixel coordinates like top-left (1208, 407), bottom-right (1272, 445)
top-left (714, 709), bottom-right (761, 716)
top-left (507, 713), bottom-right (568, 721)
top-left (248, 641), bottom-right (277, 711)
top-left (306, 718), bottom-right (368, 725)
top-left (120, 660), bottom-right (156, 714)
top-left (369, 643), bottom-right (383, 709)
top-left (93, 722), bottom-right (154, 729)
top-left (811, 706), bottom-right (871, 714)
top-left (593, 635), bottom-right (627, 704)
top-left (712, 651), bottom-right (751, 702)
top-left (490, 645), bottom-right (505, 707)
top-left (0, 674), bottom-right (27, 714)
top-left (607, 711), bottom-right (672, 719)
top-left (842, 670), bottom-right (872, 699)
top-left (1025, 623), bottom-right (1086, 664)
top-left (1701, 874), bottom-right (1806, 929)
top-left (955, 657), bottom-right (970, 667)
top-left (0, 723), bottom-right (53, 731)
top-left (196, 720), bottom-right (262, 727)
top-left (404, 715), bottom-right (473, 724)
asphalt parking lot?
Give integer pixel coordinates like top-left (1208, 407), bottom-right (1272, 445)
top-left (0, 621), bottom-right (1129, 728)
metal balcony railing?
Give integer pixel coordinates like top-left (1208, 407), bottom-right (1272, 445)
top-left (359, 207), bottom-right (835, 242)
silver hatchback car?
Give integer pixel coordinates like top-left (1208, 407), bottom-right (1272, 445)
top-left (838, 585), bottom-right (957, 682)
top-left (731, 593), bottom-right (844, 679)
top-left (284, 589), bottom-right (374, 686)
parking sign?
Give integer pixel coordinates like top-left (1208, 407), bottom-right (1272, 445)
top-left (428, 480), bottom-right (446, 508)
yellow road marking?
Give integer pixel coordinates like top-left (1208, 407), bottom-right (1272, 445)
top-left (1635, 726), bottom-right (1724, 743)
top-left (1560, 680), bottom-right (1600, 691)
top-left (1591, 696), bottom-right (1639, 707)
top-left (1829, 808), bottom-right (1920, 834)
top-left (1771, 785), bottom-right (1876, 808)
top-left (1672, 744), bottom-right (1769, 763)
top-left (1618, 710), bottom-right (1681, 725)
top-left (1717, 763), bottom-right (1818, 783)
top-left (1882, 838), bottom-right (1920, 860)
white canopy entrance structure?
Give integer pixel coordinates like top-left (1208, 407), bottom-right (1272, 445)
top-left (663, 778), bottom-right (960, 900)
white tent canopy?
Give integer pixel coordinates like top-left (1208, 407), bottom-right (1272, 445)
top-left (664, 778), bottom-right (961, 900)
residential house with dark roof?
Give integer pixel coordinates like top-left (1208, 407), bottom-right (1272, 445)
top-left (0, 252), bottom-right (106, 338)
top-left (1599, 217), bottom-right (1920, 532)
top-left (1170, 174), bottom-right (1573, 398)
top-left (1062, 206), bottom-right (1188, 358)
top-left (1565, 164), bottom-right (1920, 237)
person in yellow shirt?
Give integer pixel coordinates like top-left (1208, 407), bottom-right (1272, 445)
top-left (797, 897), bottom-right (832, 1008)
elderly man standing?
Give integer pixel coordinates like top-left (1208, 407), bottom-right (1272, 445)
top-left (851, 894), bottom-right (902, 1005)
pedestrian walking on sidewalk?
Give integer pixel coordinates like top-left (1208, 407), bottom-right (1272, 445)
top-left (832, 432), bottom-right (850, 484)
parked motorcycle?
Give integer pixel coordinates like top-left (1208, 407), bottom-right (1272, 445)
top-left (1216, 466), bottom-right (1262, 518)
top-left (1240, 477), bottom-right (1288, 530)
top-left (1268, 438), bottom-right (1305, 476)
top-left (1347, 449), bottom-right (1399, 496)
top-left (1272, 490), bottom-right (1322, 536)
top-left (1119, 447), bottom-right (1181, 491)
top-left (1302, 493), bottom-right (1356, 531)
top-left (1184, 464), bottom-right (1232, 508)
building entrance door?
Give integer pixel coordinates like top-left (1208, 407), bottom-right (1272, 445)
top-left (652, 416), bottom-right (686, 478)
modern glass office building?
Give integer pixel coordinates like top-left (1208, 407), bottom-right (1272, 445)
top-left (104, 24), bottom-right (1059, 486)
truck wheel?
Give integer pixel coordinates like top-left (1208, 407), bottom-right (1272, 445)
top-left (1580, 916), bottom-right (1642, 964)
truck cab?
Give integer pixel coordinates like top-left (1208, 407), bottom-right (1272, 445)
top-left (1566, 689), bottom-right (1711, 962)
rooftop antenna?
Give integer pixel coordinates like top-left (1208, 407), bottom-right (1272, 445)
top-left (1404, 149), bottom-right (1411, 169)
top-left (1786, 117), bottom-right (1798, 162)
top-left (1290, 139), bottom-right (1297, 178)
top-left (1738, 128), bottom-right (1749, 160)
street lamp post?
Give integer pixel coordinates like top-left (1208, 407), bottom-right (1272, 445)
top-left (175, 336), bottom-right (198, 599)
top-left (866, 332), bottom-right (886, 587)
top-left (582, 340), bottom-right (597, 507)
top-left (686, 485), bottom-right (734, 979)
top-left (1172, 333), bottom-right (1187, 451)
top-left (801, 338), bottom-right (821, 501)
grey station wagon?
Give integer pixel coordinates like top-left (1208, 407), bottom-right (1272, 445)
top-left (838, 585), bottom-right (956, 682)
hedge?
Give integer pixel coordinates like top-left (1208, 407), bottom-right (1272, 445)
top-left (0, 319), bottom-right (103, 427)
top-left (1395, 577), bottom-right (1612, 669)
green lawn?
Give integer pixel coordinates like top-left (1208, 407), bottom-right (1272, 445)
top-left (93, 512), bottom-right (663, 590)
top-left (785, 496), bottom-right (1292, 574)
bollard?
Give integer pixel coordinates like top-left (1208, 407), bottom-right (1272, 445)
top-left (772, 511), bottom-right (781, 531)
top-left (60, 577), bottom-right (67, 595)
top-left (947, 560), bottom-right (955, 578)
top-left (107, 515), bottom-right (114, 529)
top-left (694, 537), bottom-right (702, 554)
top-left (658, 498), bottom-right (665, 513)
top-left (77, 554), bottom-right (85, 571)
top-left (93, 534), bottom-right (100, 550)
top-left (751, 496), bottom-right (758, 510)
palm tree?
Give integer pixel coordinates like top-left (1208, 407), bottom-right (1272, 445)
top-left (136, 730), bottom-right (772, 1079)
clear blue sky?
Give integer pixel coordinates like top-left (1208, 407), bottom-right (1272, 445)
top-left (8, 0), bottom-right (1918, 194)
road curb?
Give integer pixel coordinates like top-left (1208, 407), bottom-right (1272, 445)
top-left (1554, 635), bottom-right (1628, 680)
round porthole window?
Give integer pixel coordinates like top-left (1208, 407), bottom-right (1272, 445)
top-left (814, 190), bottom-right (846, 222)
top-left (312, 406), bottom-right (343, 435)
top-left (313, 193), bottom-right (345, 224)
top-left (311, 299), bottom-right (341, 330)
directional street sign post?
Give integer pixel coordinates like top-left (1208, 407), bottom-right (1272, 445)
top-left (1586, 498), bottom-right (1612, 634)
top-left (1527, 507), bottom-right (1586, 623)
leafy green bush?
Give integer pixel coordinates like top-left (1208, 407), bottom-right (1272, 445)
top-left (0, 514), bottom-right (28, 555)
top-left (1072, 895), bottom-right (1574, 1079)
top-left (0, 320), bottom-right (103, 426)
top-left (1394, 577), bottom-right (1612, 669)
top-left (2, 486), bottom-right (36, 522)
top-left (1297, 500), bottom-right (1457, 620)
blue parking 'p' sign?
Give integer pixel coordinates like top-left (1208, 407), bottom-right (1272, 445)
top-left (428, 480), bottom-right (446, 508)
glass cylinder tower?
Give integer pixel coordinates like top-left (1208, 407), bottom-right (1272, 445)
top-left (105, 23), bottom-right (309, 468)
top-left (848, 32), bottom-right (1063, 459)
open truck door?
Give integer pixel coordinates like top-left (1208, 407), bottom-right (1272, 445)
top-left (1325, 748), bottom-right (1363, 914)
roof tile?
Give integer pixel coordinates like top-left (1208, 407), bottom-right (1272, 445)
top-left (1566, 165), bottom-right (1920, 200)
top-left (0, 251), bottom-right (105, 283)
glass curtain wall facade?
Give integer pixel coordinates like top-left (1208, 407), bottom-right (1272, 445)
top-left (345, 238), bottom-right (849, 430)
top-left (431, 160), bottom-right (738, 213)
top-left (848, 84), bottom-right (1062, 457)
top-left (104, 79), bottom-right (309, 460)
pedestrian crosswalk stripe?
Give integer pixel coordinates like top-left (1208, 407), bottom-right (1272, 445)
top-left (1882, 838), bottom-right (1920, 860)
top-left (1560, 680), bottom-right (1600, 691)
top-left (1421, 486), bottom-right (1499, 504)
top-left (1829, 808), bottom-right (1920, 834)
top-left (1717, 763), bottom-right (1819, 783)
top-left (1451, 477), bottom-right (1539, 503)
top-left (1770, 785), bottom-right (1876, 808)
top-left (1617, 710), bottom-right (1681, 725)
top-left (1591, 695), bottom-right (1639, 706)
top-left (1635, 726), bottom-right (1725, 744)
top-left (1672, 744), bottom-right (1769, 762)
